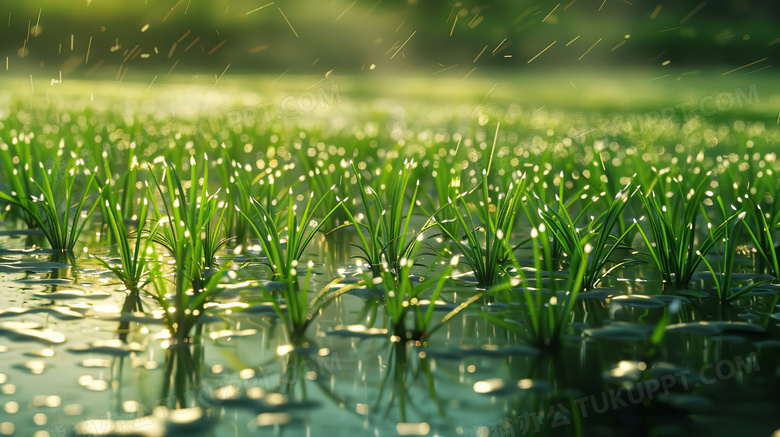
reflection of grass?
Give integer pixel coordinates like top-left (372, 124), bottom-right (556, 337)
top-left (260, 262), bottom-right (356, 345)
top-left (146, 156), bottom-right (229, 342)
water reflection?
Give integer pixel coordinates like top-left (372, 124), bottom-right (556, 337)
top-left (161, 326), bottom-right (206, 410)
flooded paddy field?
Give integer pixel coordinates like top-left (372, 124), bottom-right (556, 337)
top-left (1, 73), bottom-right (780, 437)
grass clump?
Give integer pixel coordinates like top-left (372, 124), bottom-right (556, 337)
top-left (699, 211), bottom-right (769, 303)
top-left (239, 183), bottom-right (341, 280)
top-left (436, 171), bottom-right (526, 288)
top-left (634, 171), bottom-right (739, 288)
top-left (147, 155), bottom-right (229, 289)
top-left (93, 160), bottom-right (155, 298)
top-left (496, 222), bottom-right (590, 349)
top-left (529, 176), bottom-right (636, 292)
top-left (743, 198), bottom-right (780, 281)
top-left (337, 159), bottom-right (434, 279)
top-left (0, 156), bottom-right (99, 252)
top-left (145, 155), bottom-right (231, 342)
top-left (433, 126), bottom-right (526, 288)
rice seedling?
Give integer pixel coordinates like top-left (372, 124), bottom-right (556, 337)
top-left (0, 140), bottom-right (38, 228)
top-left (91, 157), bottom-right (155, 300)
top-left (147, 155), bottom-right (230, 292)
top-left (140, 155), bottom-right (234, 344)
top-left (116, 148), bottom-right (141, 217)
top-left (146, 240), bottom-right (229, 343)
top-left (362, 259), bottom-right (454, 422)
top-left (487, 220), bottom-right (589, 349)
top-left (742, 198), bottom-right (780, 281)
top-left (528, 176), bottom-right (636, 292)
top-left (238, 182), bottom-right (341, 280)
top-left (634, 171), bottom-right (741, 287)
top-left (435, 171), bottom-right (526, 288)
top-left (698, 211), bottom-right (769, 303)
top-left (215, 145), bottom-right (279, 249)
top-left (0, 155), bottom-right (99, 252)
top-left (335, 160), bottom-right (434, 279)
top-left (295, 146), bottom-right (348, 227)
top-left (519, 173), bottom-right (595, 264)
top-left (364, 258), bottom-right (453, 341)
top-left (429, 124), bottom-right (527, 288)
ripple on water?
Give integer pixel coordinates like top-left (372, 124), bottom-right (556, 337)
top-left (0, 306), bottom-right (85, 320)
top-left (0, 260), bottom-right (71, 273)
top-left (610, 294), bottom-right (688, 309)
top-left (473, 378), bottom-right (553, 396)
top-left (584, 321), bottom-right (654, 341)
top-left (73, 407), bottom-right (214, 437)
top-left (423, 344), bottom-right (540, 360)
top-left (69, 339), bottom-right (146, 356)
top-left (665, 321), bottom-right (765, 336)
top-left (33, 289), bottom-right (112, 300)
top-left (0, 321), bottom-right (67, 344)
top-left (326, 325), bottom-right (389, 338)
top-left (214, 384), bottom-right (318, 415)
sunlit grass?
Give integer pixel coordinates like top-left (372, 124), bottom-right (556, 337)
top-left (239, 183), bottom-right (341, 280)
top-left (337, 160), bottom-right (434, 279)
top-left (634, 171), bottom-right (739, 288)
top-left (529, 176), bottom-right (636, 291)
top-left (436, 171), bottom-right (526, 288)
top-left (0, 155), bottom-right (99, 252)
top-left (699, 211), bottom-right (769, 303)
top-left (147, 155), bottom-right (229, 288)
top-left (92, 158), bottom-right (155, 298)
top-left (743, 199), bottom-right (780, 281)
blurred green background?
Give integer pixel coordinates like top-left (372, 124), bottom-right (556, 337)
top-left (1, 0), bottom-right (779, 80)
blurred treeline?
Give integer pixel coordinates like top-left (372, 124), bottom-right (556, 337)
top-left (1, 0), bottom-right (779, 78)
